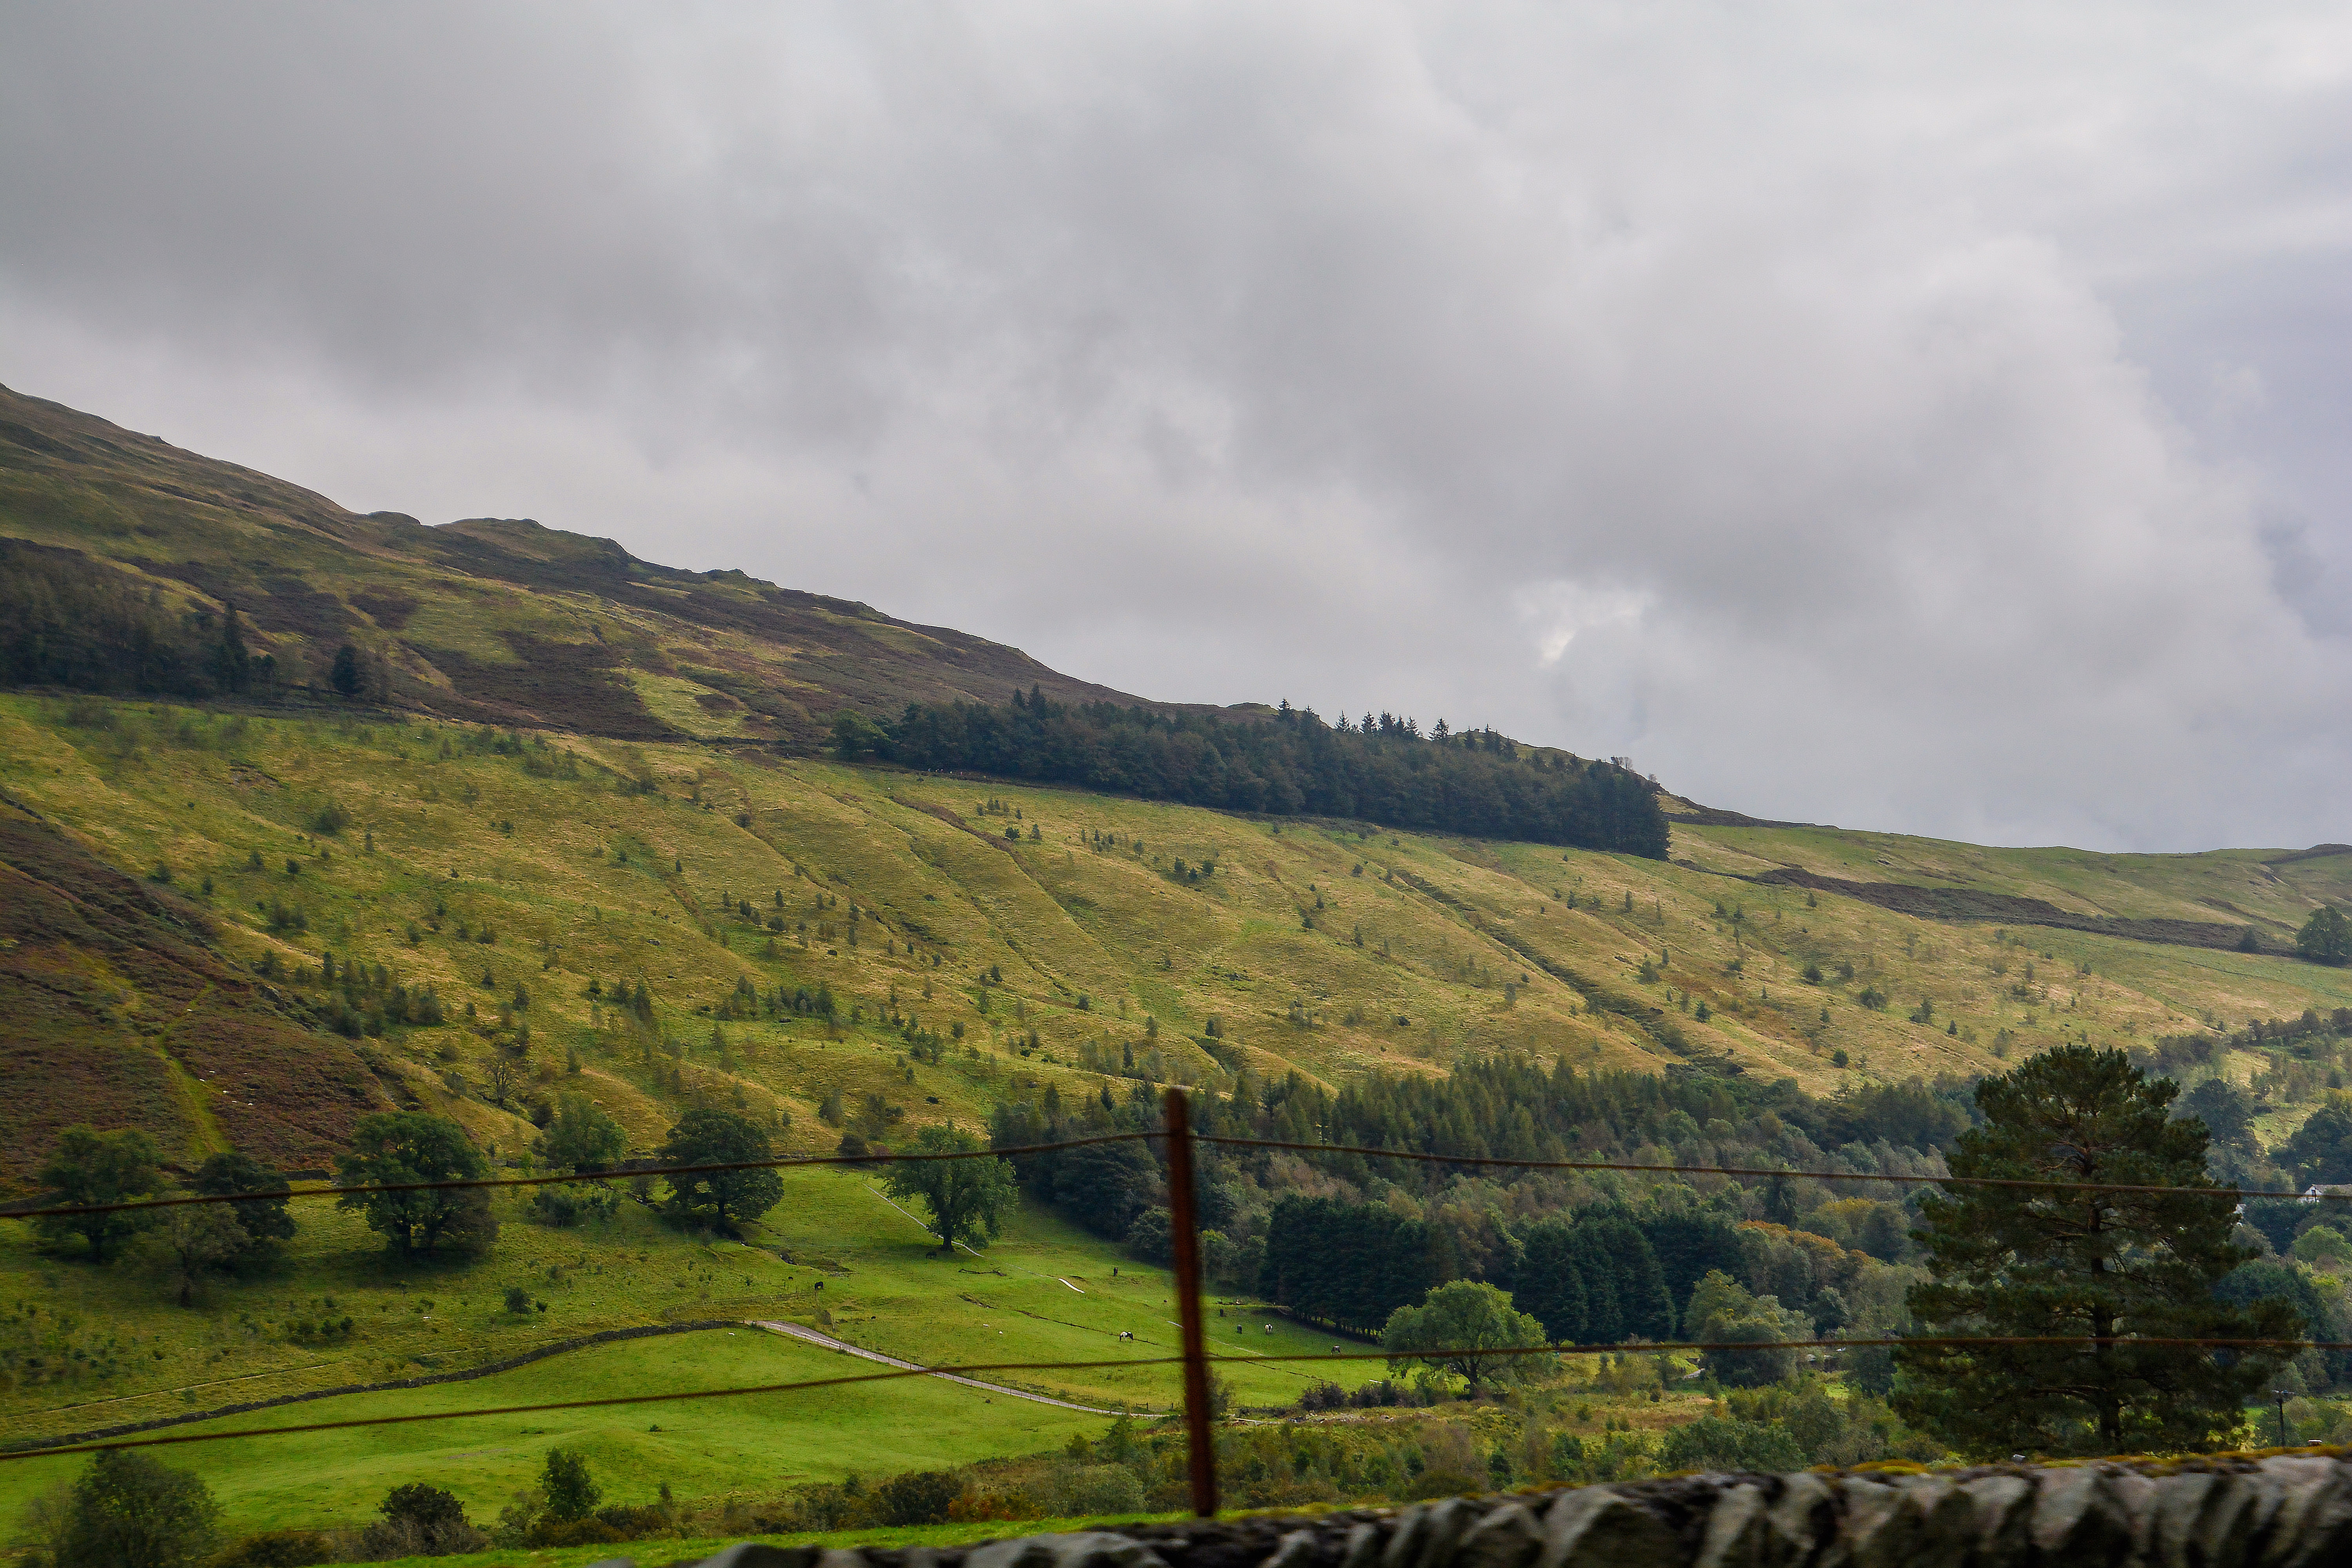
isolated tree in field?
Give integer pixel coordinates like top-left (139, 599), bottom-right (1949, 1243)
top-left (882, 1123), bottom-right (1018, 1254)
top-left (483, 1055), bottom-right (520, 1109)
top-left (657, 1107), bottom-right (783, 1229)
top-left (2298, 905), bottom-right (2352, 966)
top-left (335, 1112), bottom-right (496, 1258)
top-left (1381, 1279), bottom-right (1551, 1389)
top-left (47, 1449), bottom-right (220, 1568)
top-left (35, 1126), bottom-right (165, 1263)
top-left (190, 1150), bottom-right (295, 1256)
top-left (330, 642), bottom-right (363, 697)
top-left (158, 1205), bottom-right (248, 1308)
top-left (1895, 1045), bottom-right (2296, 1457)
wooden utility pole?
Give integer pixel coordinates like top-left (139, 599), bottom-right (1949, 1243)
top-left (1163, 1088), bottom-right (1218, 1517)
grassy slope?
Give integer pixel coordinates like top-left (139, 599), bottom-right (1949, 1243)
top-left (0, 1164), bottom-right (1355, 1534)
top-left (11, 692), bottom-right (2347, 1191)
top-left (3, 699), bottom-right (2349, 1541)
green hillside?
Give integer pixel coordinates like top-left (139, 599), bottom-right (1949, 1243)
top-left (6, 386), bottom-right (2352, 1557)
top-left (8, 690), bottom-right (2344, 1194)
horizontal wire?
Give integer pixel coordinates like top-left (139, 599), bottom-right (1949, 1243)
top-left (15, 1128), bottom-right (2340, 1224)
top-left (5, 1335), bottom-right (2339, 1463)
top-left (1200, 1134), bottom-right (2341, 1205)
top-left (5, 1133), bottom-right (1157, 1221)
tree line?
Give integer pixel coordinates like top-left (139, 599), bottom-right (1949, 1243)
top-left (1343, 1047), bottom-right (2316, 1459)
top-left (988, 1054), bottom-right (1970, 1347)
top-left (0, 542), bottom-right (273, 698)
top-left (835, 689), bottom-right (1670, 855)
top-left (1256, 1197), bottom-right (1686, 1344)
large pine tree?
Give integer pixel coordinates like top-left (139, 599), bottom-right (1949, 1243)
top-left (1895, 1046), bottom-right (2298, 1457)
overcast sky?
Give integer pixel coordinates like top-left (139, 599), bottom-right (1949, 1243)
top-left (5, 4), bottom-right (2348, 852)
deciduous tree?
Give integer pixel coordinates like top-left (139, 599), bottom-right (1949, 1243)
top-left (657, 1107), bottom-right (783, 1229)
top-left (535, 1093), bottom-right (626, 1172)
top-left (158, 1205), bottom-right (247, 1308)
top-left (335, 1112), bottom-right (495, 1258)
top-left (189, 1151), bottom-right (295, 1255)
top-left (2297, 905), bottom-right (2352, 966)
top-left (1380, 1279), bottom-right (1550, 1388)
top-left (50, 1449), bottom-right (220, 1568)
top-left (35, 1126), bottom-right (164, 1263)
top-left (882, 1123), bottom-right (1017, 1254)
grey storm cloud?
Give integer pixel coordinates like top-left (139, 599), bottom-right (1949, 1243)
top-left (4, 2), bottom-right (2348, 850)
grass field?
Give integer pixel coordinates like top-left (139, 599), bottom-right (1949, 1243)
top-left (0, 1164), bottom-right (1355, 1538)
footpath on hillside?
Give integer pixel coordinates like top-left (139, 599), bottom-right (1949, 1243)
top-left (751, 1321), bottom-right (1121, 1415)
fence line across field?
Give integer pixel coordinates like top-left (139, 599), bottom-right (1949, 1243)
top-left (8, 1090), bottom-right (2335, 1515)
top-left (10, 1126), bottom-right (2346, 1223)
top-left (5, 1334), bottom-right (2345, 1465)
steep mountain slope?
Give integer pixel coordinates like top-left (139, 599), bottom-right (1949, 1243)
top-left (0, 384), bottom-right (1145, 745)
top-left (2, 693), bottom-right (2347, 1195)
top-left (0, 793), bottom-right (393, 1180)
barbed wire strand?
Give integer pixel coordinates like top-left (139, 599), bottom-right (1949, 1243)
top-left (1, 1134), bottom-right (1153, 1220)
top-left (1198, 1134), bottom-right (2321, 1203)
top-left (13, 1129), bottom-right (2341, 1223)
top-left (5, 1334), bottom-right (2341, 1464)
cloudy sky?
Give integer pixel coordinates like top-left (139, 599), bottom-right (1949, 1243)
top-left (5, 4), bottom-right (2348, 851)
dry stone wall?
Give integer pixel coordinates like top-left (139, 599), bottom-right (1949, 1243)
top-left (611, 1452), bottom-right (2352, 1568)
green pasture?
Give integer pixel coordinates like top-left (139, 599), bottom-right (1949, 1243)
top-left (0, 1167), bottom-right (1357, 1540)
top-left (0, 1328), bottom-right (1105, 1535)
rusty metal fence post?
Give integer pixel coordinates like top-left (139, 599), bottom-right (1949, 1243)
top-left (1162, 1087), bottom-right (1219, 1517)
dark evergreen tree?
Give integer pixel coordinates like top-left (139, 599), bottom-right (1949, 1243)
top-left (1588, 1214), bottom-right (1676, 1339)
top-left (1258, 1196), bottom-right (1438, 1333)
top-left (1512, 1218), bottom-right (1590, 1343)
top-left (1639, 1210), bottom-right (1747, 1321)
top-left (210, 604), bottom-right (251, 693)
top-left (1896, 1046), bottom-right (2298, 1457)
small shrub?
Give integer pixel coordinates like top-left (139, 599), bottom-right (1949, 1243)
top-left (877, 1469), bottom-right (962, 1526)
top-left (1051, 1465), bottom-right (1146, 1517)
top-left (1298, 1380), bottom-right (1348, 1411)
top-left (211, 1529), bottom-right (336, 1565)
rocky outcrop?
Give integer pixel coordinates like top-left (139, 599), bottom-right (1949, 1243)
top-left (603, 1451), bottom-right (2352, 1568)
